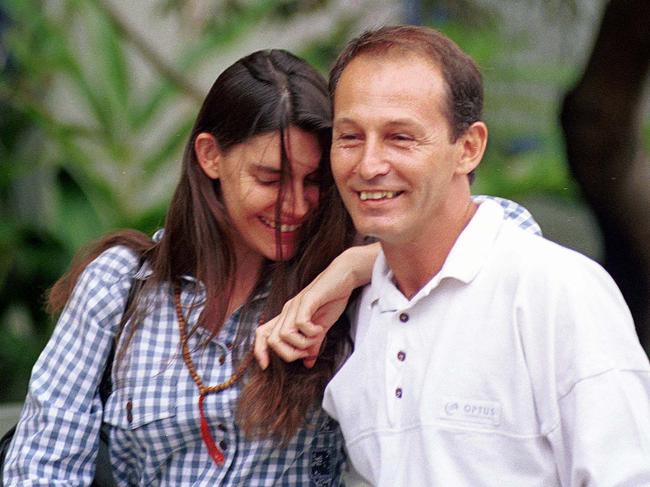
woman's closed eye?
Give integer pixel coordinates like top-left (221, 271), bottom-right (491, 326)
top-left (256, 177), bottom-right (281, 186)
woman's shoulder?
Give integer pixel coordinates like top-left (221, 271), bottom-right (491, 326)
top-left (59, 245), bottom-right (147, 335)
top-left (84, 245), bottom-right (144, 284)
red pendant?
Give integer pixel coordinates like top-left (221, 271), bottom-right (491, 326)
top-left (198, 394), bottom-right (225, 465)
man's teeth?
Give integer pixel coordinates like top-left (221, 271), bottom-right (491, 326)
top-left (359, 191), bottom-right (399, 201)
top-left (261, 218), bottom-right (301, 232)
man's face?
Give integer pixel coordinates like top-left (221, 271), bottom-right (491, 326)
top-left (331, 53), bottom-right (471, 245)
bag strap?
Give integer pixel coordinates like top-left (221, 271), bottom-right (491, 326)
top-left (97, 268), bottom-right (142, 405)
top-left (0, 426), bottom-right (16, 485)
top-left (92, 258), bottom-right (144, 487)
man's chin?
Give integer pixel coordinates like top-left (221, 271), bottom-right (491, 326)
top-left (352, 226), bottom-right (394, 243)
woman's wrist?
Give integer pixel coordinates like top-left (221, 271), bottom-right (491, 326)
top-left (339, 242), bottom-right (380, 289)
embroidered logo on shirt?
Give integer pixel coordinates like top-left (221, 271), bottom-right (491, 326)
top-left (309, 448), bottom-right (334, 486)
top-left (440, 397), bottom-right (501, 427)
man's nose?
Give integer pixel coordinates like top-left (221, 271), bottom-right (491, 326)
top-left (357, 141), bottom-right (390, 180)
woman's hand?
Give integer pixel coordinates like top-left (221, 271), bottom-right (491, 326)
top-left (254, 243), bottom-right (379, 369)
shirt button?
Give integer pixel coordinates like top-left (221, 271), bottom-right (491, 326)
top-left (217, 423), bottom-right (227, 432)
top-left (397, 351), bottom-right (406, 361)
top-left (395, 387), bottom-right (403, 398)
top-left (126, 400), bottom-right (133, 423)
top-left (399, 313), bottom-right (409, 323)
top-left (219, 439), bottom-right (228, 450)
top-left (219, 355), bottom-right (226, 365)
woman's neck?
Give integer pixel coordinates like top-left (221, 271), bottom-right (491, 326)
top-left (227, 249), bottom-right (264, 317)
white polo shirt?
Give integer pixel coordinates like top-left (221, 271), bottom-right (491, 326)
top-left (323, 199), bottom-right (650, 486)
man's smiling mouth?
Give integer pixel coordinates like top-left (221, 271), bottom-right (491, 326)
top-left (358, 191), bottom-right (402, 201)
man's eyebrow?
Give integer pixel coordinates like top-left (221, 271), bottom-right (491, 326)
top-left (333, 117), bottom-right (357, 127)
top-left (333, 117), bottom-right (420, 127)
top-left (385, 118), bottom-right (420, 128)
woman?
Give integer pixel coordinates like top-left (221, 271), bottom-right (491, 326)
top-left (4, 49), bottom-right (368, 485)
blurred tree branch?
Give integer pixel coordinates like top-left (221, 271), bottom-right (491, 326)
top-left (97, 0), bottom-right (204, 102)
top-left (561, 0), bottom-right (650, 350)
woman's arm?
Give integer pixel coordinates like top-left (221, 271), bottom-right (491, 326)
top-left (3, 246), bottom-right (139, 484)
top-left (255, 243), bottom-right (379, 369)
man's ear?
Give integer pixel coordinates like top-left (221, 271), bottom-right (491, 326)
top-left (195, 132), bottom-right (222, 180)
top-left (456, 121), bottom-right (487, 176)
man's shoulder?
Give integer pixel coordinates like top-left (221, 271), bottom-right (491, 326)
top-left (473, 195), bottom-right (542, 236)
top-left (495, 221), bottom-right (614, 292)
top-left (498, 220), bottom-right (589, 263)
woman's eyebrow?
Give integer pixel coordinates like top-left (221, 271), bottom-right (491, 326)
top-left (251, 163), bottom-right (281, 174)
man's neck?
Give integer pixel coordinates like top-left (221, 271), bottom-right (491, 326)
top-left (382, 198), bottom-right (477, 300)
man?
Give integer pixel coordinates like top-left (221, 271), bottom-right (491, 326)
top-left (258, 25), bottom-right (650, 485)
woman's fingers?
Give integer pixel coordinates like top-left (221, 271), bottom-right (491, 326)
top-left (254, 321), bottom-right (274, 370)
top-left (302, 340), bottom-right (324, 369)
top-left (253, 278), bottom-right (339, 369)
top-left (255, 319), bottom-right (309, 369)
top-left (254, 311), bottom-right (327, 369)
top-left (254, 316), bottom-right (319, 369)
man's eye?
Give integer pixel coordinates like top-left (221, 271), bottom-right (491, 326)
top-left (337, 133), bottom-right (360, 141)
top-left (391, 133), bottom-right (414, 142)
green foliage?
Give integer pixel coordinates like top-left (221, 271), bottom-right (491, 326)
top-left (0, 0), bottom-right (626, 402)
top-left (430, 11), bottom-right (580, 202)
top-left (643, 119), bottom-right (650, 153)
top-left (0, 0), bottom-right (346, 402)
top-left (297, 15), bottom-right (361, 74)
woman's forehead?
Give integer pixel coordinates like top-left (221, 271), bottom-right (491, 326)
top-left (233, 127), bottom-right (323, 173)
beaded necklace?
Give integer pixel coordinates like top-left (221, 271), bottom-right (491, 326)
top-left (174, 284), bottom-right (254, 466)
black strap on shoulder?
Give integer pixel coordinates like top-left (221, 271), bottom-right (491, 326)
top-left (92, 260), bottom-right (144, 487)
top-left (98, 259), bottom-right (144, 405)
top-left (0, 425), bottom-right (16, 484)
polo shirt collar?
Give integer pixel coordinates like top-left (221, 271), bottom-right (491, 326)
top-left (369, 199), bottom-right (505, 311)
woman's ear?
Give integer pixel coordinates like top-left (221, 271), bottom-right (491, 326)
top-left (456, 121), bottom-right (488, 176)
top-left (195, 132), bottom-right (222, 180)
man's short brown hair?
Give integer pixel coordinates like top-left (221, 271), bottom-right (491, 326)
top-left (329, 25), bottom-right (483, 142)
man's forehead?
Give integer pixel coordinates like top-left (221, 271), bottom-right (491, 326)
top-left (333, 115), bottom-right (424, 129)
top-left (332, 52), bottom-right (447, 121)
top-left (334, 51), bottom-right (443, 100)
top-left (338, 48), bottom-right (441, 80)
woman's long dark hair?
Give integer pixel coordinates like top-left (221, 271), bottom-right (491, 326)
top-left (47, 49), bottom-right (355, 441)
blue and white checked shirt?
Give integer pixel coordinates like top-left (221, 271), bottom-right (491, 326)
top-left (5, 196), bottom-right (539, 486)
top-left (5, 247), bottom-right (345, 486)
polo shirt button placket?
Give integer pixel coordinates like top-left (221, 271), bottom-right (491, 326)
top-left (393, 312), bottom-right (410, 414)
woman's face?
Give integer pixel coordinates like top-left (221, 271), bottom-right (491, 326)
top-left (202, 126), bottom-right (322, 262)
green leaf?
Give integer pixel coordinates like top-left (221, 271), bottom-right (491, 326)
top-left (85, 0), bottom-right (132, 131)
top-left (141, 116), bottom-right (194, 175)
